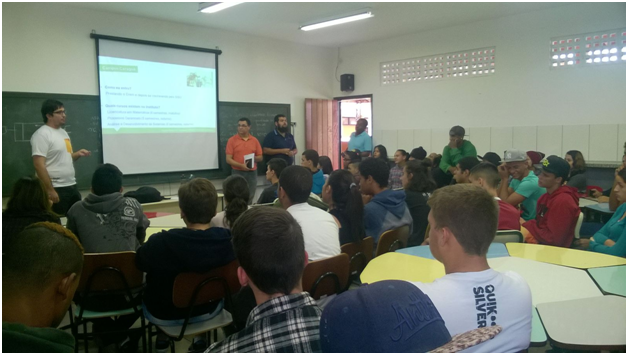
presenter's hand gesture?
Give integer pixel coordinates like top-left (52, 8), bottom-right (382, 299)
top-left (77, 149), bottom-right (91, 157)
top-left (48, 189), bottom-right (60, 204)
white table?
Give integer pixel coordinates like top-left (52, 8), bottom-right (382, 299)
top-left (579, 198), bottom-right (599, 208)
top-left (142, 193), bottom-right (224, 213)
top-left (146, 214), bottom-right (186, 228)
top-left (537, 295), bottom-right (626, 351)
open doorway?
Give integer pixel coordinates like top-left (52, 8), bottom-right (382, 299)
top-left (335, 95), bottom-right (373, 164)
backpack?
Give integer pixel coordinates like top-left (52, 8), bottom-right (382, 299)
top-left (124, 186), bottom-right (167, 203)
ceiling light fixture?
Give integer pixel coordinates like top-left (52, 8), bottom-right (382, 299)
top-left (199, 2), bottom-right (243, 14)
top-left (300, 9), bottom-right (373, 31)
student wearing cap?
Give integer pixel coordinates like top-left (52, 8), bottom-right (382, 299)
top-left (452, 156), bottom-right (481, 184)
top-left (415, 184), bottom-right (532, 353)
top-left (498, 149), bottom-right (546, 221)
top-left (319, 280), bottom-right (502, 353)
top-left (478, 152), bottom-right (502, 167)
top-left (521, 156), bottom-right (580, 248)
top-left (470, 163), bottom-right (521, 231)
top-left (526, 151), bottom-right (545, 176)
top-left (409, 146), bottom-right (427, 161)
top-left (433, 126), bottom-right (477, 188)
top-left (347, 118), bottom-right (372, 157)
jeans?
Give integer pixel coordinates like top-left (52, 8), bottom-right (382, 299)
top-left (52, 184), bottom-right (82, 216)
top-left (231, 170), bottom-right (258, 204)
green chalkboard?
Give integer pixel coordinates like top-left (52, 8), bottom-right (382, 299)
top-left (2, 92), bottom-right (290, 196)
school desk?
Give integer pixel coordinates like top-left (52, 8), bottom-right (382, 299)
top-left (536, 295), bottom-right (626, 351)
top-left (144, 227), bottom-right (171, 242)
top-left (141, 193), bottom-right (224, 214)
top-left (587, 265), bottom-right (626, 297)
top-left (506, 243), bottom-right (626, 269)
top-left (579, 198), bottom-right (599, 208)
top-left (530, 308), bottom-right (547, 347)
top-left (396, 243), bottom-right (509, 259)
top-left (145, 214), bottom-right (186, 228)
top-left (360, 253), bottom-right (445, 284)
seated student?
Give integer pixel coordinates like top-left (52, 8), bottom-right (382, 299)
top-left (319, 280), bottom-right (503, 353)
top-left (388, 149), bottom-right (408, 190)
top-left (136, 178), bottom-right (235, 352)
top-left (478, 151), bottom-right (502, 167)
top-left (256, 158), bottom-right (287, 204)
top-left (66, 163), bottom-right (150, 253)
top-left (586, 168), bottom-right (626, 257)
top-left (452, 156), bottom-right (481, 184)
top-left (565, 150), bottom-right (587, 194)
top-left (322, 169), bottom-right (366, 246)
top-left (372, 144), bottom-right (391, 167)
top-left (318, 155), bottom-right (333, 182)
top-left (359, 158), bottom-right (412, 243)
top-left (3, 222), bottom-right (84, 353)
top-left (526, 151), bottom-right (545, 176)
top-left (212, 175), bottom-right (250, 230)
top-left (206, 208), bottom-right (323, 353)
top-left (347, 161), bottom-right (361, 186)
top-left (341, 150), bottom-right (360, 169)
top-left (498, 149), bottom-right (546, 221)
top-left (2, 176), bottom-right (61, 249)
top-left (521, 156), bottom-right (580, 248)
top-left (301, 149), bottom-right (325, 195)
top-left (470, 163), bottom-right (521, 231)
top-left (402, 160), bottom-right (436, 246)
top-left (409, 146), bottom-right (427, 161)
top-left (412, 184), bottom-right (532, 353)
top-left (279, 165), bottom-right (340, 260)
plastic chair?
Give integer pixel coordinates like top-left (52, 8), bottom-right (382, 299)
top-left (302, 253), bottom-right (350, 300)
top-left (494, 230), bottom-right (524, 243)
top-left (70, 252), bottom-right (147, 353)
top-left (147, 259), bottom-right (240, 352)
top-left (574, 212), bottom-right (584, 239)
top-left (340, 237), bottom-right (374, 289)
top-left (375, 225), bottom-right (410, 256)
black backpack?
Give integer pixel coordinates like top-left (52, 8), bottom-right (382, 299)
top-left (124, 186), bottom-right (167, 203)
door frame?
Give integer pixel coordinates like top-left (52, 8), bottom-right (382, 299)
top-left (333, 94), bottom-right (374, 167)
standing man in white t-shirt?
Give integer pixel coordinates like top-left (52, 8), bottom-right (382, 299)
top-left (413, 184), bottom-right (532, 353)
top-left (31, 100), bottom-right (91, 216)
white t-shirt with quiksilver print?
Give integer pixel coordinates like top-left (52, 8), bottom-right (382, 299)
top-left (410, 268), bottom-right (532, 353)
top-left (31, 125), bottom-right (76, 187)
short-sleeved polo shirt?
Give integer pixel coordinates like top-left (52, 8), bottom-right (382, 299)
top-left (262, 129), bottom-right (297, 165)
top-left (226, 134), bottom-right (263, 171)
top-left (347, 132), bottom-right (372, 153)
top-left (509, 170), bottom-right (546, 221)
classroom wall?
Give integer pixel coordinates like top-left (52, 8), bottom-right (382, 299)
top-left (333, 3), bottom-right (626, 137)
top-left (2, 2), bottom-right (337, 156)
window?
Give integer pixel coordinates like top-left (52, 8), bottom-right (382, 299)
top-left (550, 28), bottom-right (626, 69)
top-left (381, 47), bottom-right (496, 86)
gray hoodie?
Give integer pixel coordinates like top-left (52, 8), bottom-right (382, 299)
top-left (67, 192), bottom-right (150, 253)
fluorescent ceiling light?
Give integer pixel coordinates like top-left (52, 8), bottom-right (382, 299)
top-left (199, 2), bottom-right (243, 14)
top-left (300, 10), bottom-right (373, 31)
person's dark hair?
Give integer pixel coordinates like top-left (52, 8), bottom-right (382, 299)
top-left (457, 156), bottom-right (481, 173)
top-left (566, 150), bottom-right (587, 175)
top-left (373, 145), bottom-right (389, 163)
top-left (410, 147), bottom-right (427, 160)
top-left (620, 167), bottom-right (626, 182)
top-left (222, 175), bottom-right (250, 228)
top-left (428, 185), bottom-right (497, 256)
top-left (396, 149), bottom-right (410, 162)
top-left (40, 99), bottom-right (64, 123)
top-left (3, 222), bottom-right (84, 292)
top-left (238, 117), bottom-right (251, 127)
top-left (178, 178), bottom-right (218, 224)
top-left (343, 150), bottom-right (361, 164)
top-left (432, 155), bottom-right (442, 168)
top-left (327, 170), bottom-right (366, 243)
top-left (232, 207), bottom-right (305, 295)
top-left (267, 158), bottom-right (288, 178)
top-left (358, 157), bottom-right (390, 188)
top-left (470, 162), bottom-right (501, 189)
top-left (279, 165), bottom-right (312, 204)
top-left (319, 156), bottom-right (333, 175)
top-left (5, 176), bottom-right (56, 216)
top-left (302, 149), bottom-right (320, 167)
top-left (91, 163), bottom-right (123, 196)
top-left (404, 160), bottom-right (436, 193)
top-left (274, 114), bottom-right (286, 123)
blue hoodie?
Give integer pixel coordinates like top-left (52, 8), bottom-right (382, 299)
top-left (364, 189), bottom-right (413, 244)
top-left (311, 169), bottom-right (325, 195)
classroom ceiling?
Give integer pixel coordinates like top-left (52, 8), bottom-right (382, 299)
top-left (70, 2), bottom-right (568, 48)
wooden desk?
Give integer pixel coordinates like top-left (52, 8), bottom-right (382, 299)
top-left (141, 193), bottom-right (224, 214)
top-left (587, 265), bottom-right (626, 297)
top-left (506, 243), bottom-right (626, 269)
top-left (537, 295), bottom-right (626, 351)
top-left (397, 243), bottom-right (509, 260)
top-left (361, 253), bottom-right (445, 284)
top-left (146, 214), bottom-right (186, 228)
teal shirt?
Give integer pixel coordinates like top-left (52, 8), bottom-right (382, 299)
top-left (589, 203), bottom-right (626, 257)
top-left (2, 322), bottom-right (75, 353)
top-left (509, 171), bottom-right (546, 221)
top-left (348, 132), bottom-right (372, 153)
top-left (439, 140), bottom-right (477, 173)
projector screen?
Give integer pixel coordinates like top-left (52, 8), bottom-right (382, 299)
top-left (96, 38), bottom-right (220, 174)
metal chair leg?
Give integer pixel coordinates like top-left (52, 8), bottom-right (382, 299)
top-left (82, 320), bottom-right (89, 353)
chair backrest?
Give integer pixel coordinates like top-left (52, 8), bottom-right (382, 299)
top-left (340, 236), bottom-right (374, 279)
top-left (302, 253), bottom-right (350, 300)
top-left (172, 259), bottom-right (240, 309)
top-left (78, 252), bottom-right (144, 294)
top-left (574, 212), bottom-right (584, 239)
top-left (494, 230), bottom-right (523, 243)
top-left (375, 225), bottom-right (410, 256)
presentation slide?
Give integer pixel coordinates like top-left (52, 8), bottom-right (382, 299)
top-left (98, 39), bottom-right (219, 175)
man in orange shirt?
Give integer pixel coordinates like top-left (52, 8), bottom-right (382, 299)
top-left (226, 118), bottom-right (263, 204)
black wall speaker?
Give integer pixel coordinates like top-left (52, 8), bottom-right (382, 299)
top-left (340, 74), bottom-right (354, 92)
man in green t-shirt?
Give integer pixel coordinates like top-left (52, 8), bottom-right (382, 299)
top-left (498, 149), bottom-right (546, 221)
top-left (433, 125), bottom-right (478, 187)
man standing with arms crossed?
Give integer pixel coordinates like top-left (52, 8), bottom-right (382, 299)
top-left (226, 117), bottom-right (263, 204)
top-left (31, 99), bottom-right (91, 216)
top-left (262, 114), bottom-right (297, 165)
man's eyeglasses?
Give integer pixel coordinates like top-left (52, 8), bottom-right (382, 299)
top-left (53, 110), bottom-right (66, 115)
top-left (237, 124), bottom-right (249, 128)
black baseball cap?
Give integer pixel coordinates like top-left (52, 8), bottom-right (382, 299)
top-left (541, 155), bottom-right (570, 182)
top-left (478, 152), bottom-right (502, 166)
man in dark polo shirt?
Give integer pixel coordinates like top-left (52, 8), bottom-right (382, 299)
top-left (262, 114), bottom-right (297, 165)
